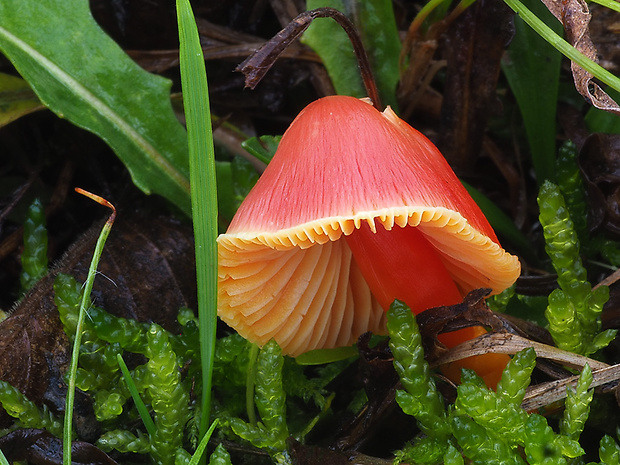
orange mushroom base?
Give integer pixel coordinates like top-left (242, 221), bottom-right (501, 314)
top-left (345, 221), bottom-right (510, 389)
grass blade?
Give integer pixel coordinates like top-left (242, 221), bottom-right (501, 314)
top-left (116, 354), bottom-right (156, 437)
top-left (503, 0), bottom-right (620, 94)
top-left (176, 0), bottom-right (219, 442)
top-left (63, 190), bottom-right (116, 465)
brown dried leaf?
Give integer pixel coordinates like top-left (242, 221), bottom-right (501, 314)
top-left (429, 331), bottom-right (620, 409)
top-left (541, 0), bottom-right (620, 114)
top-left (0, 214), bottom-right (196, 430)
top-left (439, 0), bottom-right (514, 173)
top-left (0, 429), bottom-right (118, 465)
top-left (415, 288), bottom-right (512, 359)
top-left (431, 332), bottom-right (609, 372)
top-left (522, 363), bottom-right (620, 411)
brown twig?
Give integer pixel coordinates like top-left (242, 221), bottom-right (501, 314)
top-left (236, 7), bottom-right (382, 110)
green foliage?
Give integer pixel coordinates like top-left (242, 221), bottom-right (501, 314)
top-left (503, 0), bottom-right (620, 96)
top-left (146, 324), bottom-right (192, 465)
top-left (455, 372), bottom-right (528, 446)
top-left (53, 272), bottom-right (83, 337)
top-left (599, 435), bottom-right (620, 464)
top-left (537, 181), bottom-right (616, 355)
top-left (177, 0), bottom-right (219, 440)
top-left (303, 0), bottom-right (401, 108)
top-left (385, 300), bottom-right (615, 464)
top-left (50, 272), bottom-right (198, 464)
top-left (97, 430), bottom-right (151, 454)
top-left (553, 140), bottom-right (620, 268)
top-left (451, 414), bottom-right (524, 465)
top-left (523, 413), bottom-right (583, 463)
top-left (495, 347), bottom-right (536, 406)
top-left (212, 333), bottom-right (251, 418)
top-left (228, 340), bottom-right (290, 458)
top-left (241, 135), bottom-right (281, 165)
top-left (208, 444), bottom-right (232, 465)
top-left (0, 380), bottom-right (62, 437)
top-left (555, 141), bottom-right (589, 242)
top-left (20, 198), bottom-right (48, 291)
top-left (0, 0), bottom-right (191, 215)
top-left (216, 157), bottom-right (260, 226)
top-left (502, 0), bottom-right (562, 185)
top-left (387, 300), bottom-right (449, 440)
top-left (559, 364), bottom-right (593, 442)
top-left (453, 352), bottom-right (584, 464)
top-left (0, 72), bottom-right (42, 127)
top-left (283, 358), bottom-right (348, 410)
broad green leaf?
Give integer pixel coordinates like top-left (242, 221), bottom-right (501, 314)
top-left (303, 0), bottom-right (401, 108)
top-left (0, 72), bottom-right (44, 127)
top-left (0, 1), bottom-right (191, 215)
top-left (502, 0), bottom-right (562, 185)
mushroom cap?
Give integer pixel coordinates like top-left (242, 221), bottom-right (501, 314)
top-left (218, 95), bottom-right (521, 356)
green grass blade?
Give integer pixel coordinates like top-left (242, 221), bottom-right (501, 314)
top-left (176, 0), bottom-right (218, 442)
top-left (503, 0), bottom-right (620, 94)
top-left (188, 419), bottom-right (220, 465)
top-left (63, 191), bottom-right (116, 465)
top-left (116, 354), bottom-right (156, 437)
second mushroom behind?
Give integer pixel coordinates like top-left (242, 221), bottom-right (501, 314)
top-left (217, 95), bottom-right (521, 387)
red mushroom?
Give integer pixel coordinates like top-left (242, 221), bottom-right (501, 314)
top-left (218, 95), bottom-right (521, 387)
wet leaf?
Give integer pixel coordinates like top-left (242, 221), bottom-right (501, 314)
top-left (289, 439), bottom-right (350, 465)
top-left (415, 289), bottom-right (508, 358)
top-left (0, 428), bottom-right (118, 465)
top-left (0, 214), bottom-right (196, 429)
top-left (439, 0), bottom-right (514, 173)
top-left (541, 0), bottom-right (620, 114)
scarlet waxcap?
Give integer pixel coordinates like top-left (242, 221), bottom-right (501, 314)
top-left (218, 96), bottom-right (521, 356)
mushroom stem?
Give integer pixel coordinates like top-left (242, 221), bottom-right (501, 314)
top-left (345, 221), bottom-right (510, 388)
top-left (345, 221), bottom-right (462, 312)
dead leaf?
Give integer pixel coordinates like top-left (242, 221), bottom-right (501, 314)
top-left (431, 332), bottom-right (609, 372)
top-left (415, 288), bottom-right (513, 359)
top-left (0, 429), bottom-right (118, 465)
top-left (522, 363), bottom-right (620, 411)
top-left (439, 0), bottom-right (514, 174)
top-left (0, 213), bottom-right (196, 430)
top-left (541, 0), bottom-right (620, 114)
